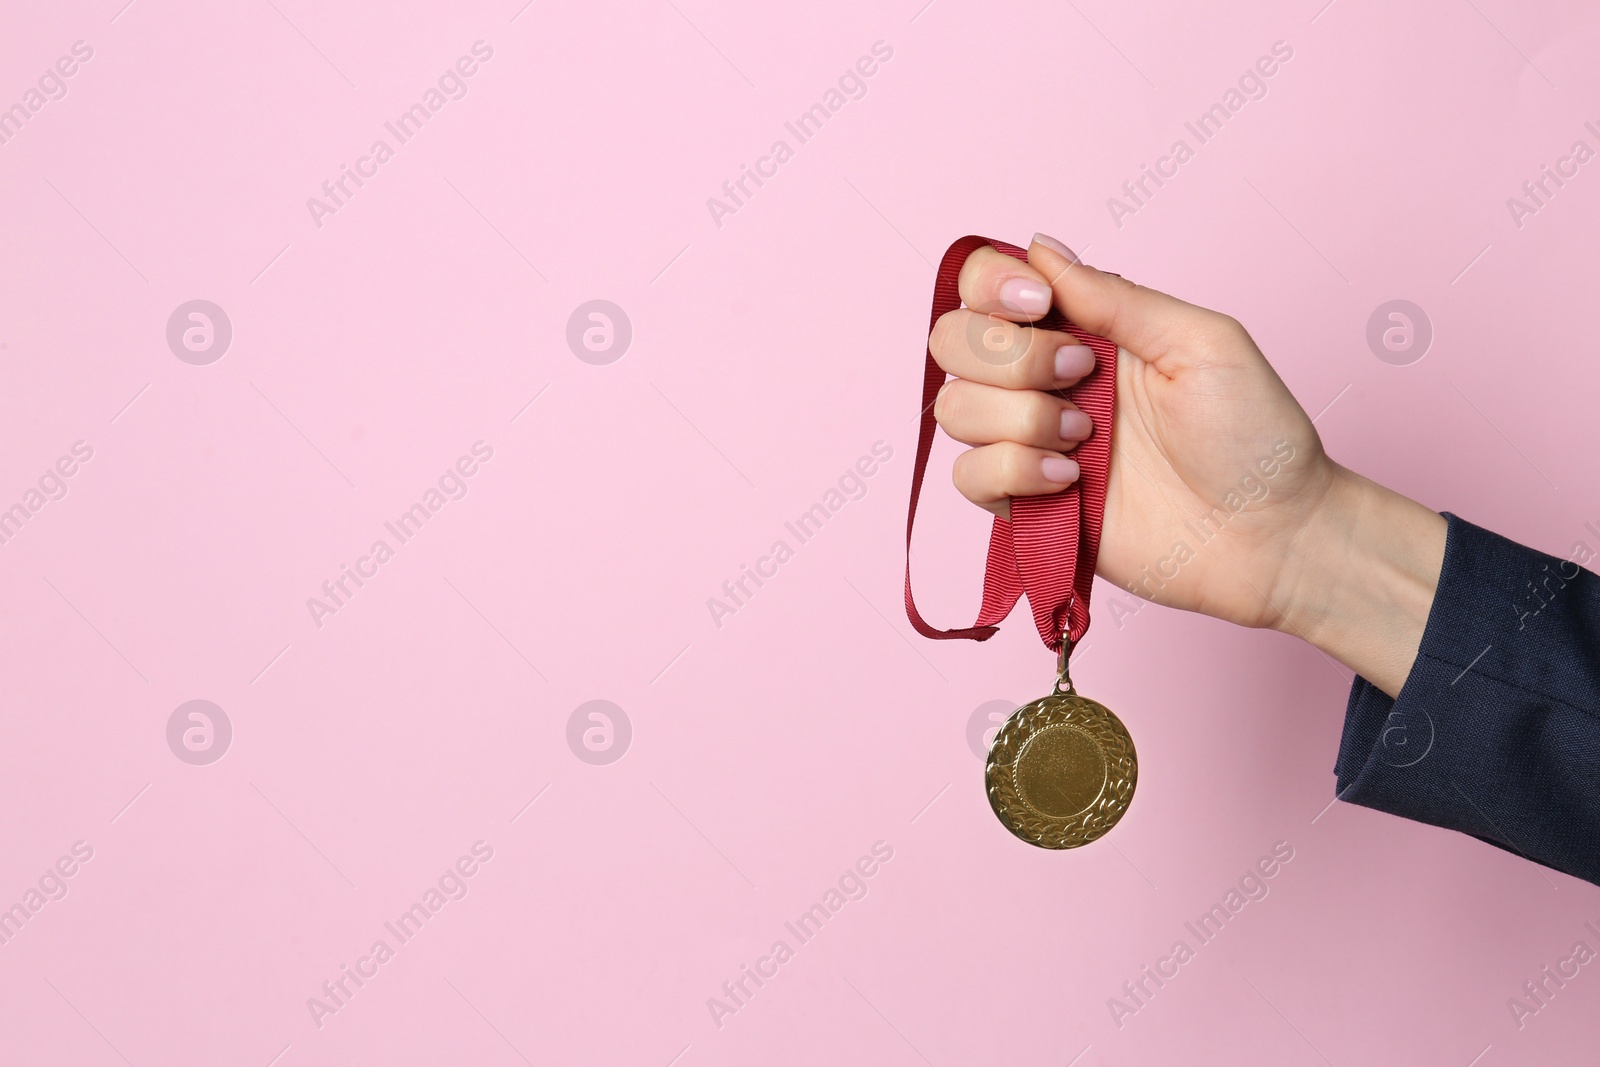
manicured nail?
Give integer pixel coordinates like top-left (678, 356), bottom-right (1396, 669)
top-left (998, 278), bottom-right (1051, 316)
top-left (1054, 345), bottom-right (1095, 380)
top-left (1059, 410), bottom-right (1092, 440)
top-left (1041, 455), bottom-right (1079, 484)
top-left (1031, 232), bottom-right (1079, 262)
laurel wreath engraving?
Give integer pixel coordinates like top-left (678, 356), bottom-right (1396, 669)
top-left (985, 693), bottom-right (1138, 849)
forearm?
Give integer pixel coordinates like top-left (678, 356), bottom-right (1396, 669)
top-left (1271, 465), bottom-right (1448, 698)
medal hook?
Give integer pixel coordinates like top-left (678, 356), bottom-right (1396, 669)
top-left (1055, 624), bottom-right (1075, 695)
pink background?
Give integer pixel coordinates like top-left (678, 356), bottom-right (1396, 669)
top-left (2, 0), bottom-right (1599, 1063)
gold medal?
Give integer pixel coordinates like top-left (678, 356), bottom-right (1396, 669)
top-left (985, 634), bottom-right (1137, 849)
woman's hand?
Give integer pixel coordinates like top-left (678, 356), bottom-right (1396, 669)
top-left (928, 235), bottom-right (1447, 695)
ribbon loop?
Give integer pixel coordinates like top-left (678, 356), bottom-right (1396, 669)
top-left (903, 235), bottom-right (1116, 654)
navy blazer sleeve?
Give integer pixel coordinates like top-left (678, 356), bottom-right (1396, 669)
top-left (1334, 512), bottom-right (1600, 885)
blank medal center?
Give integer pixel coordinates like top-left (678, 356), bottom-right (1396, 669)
top-left (1015, 724), bottom-right (1107, 818)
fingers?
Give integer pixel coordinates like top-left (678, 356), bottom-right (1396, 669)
top-left (928, 309), bottom-right (1097, 390)
top-left (952, 442), bottom-right (1080, 519)
top-left (935, 241), bottom-right (1096, 520)
top-left (948, 233), bottom-right (1249, 374)
top-left (935, 379), bottom-right (1094, 450)
top-left (957, 245), bottom-right (1057, 322)
top-left (1025, 233), bottom-right (1246, 373)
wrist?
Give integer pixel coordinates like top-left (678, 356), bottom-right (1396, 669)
top-left (1270, 465), bottom-right (1447, 698)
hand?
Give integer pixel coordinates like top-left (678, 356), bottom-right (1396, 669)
top-left (928, 234), bottom-right (1446, 695)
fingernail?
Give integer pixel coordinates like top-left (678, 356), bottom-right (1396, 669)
top-left (1031, 232), bottom-right (1079, 262)
top-left (1059, 410), bottom-right (1092, 440)
top-left (1041, 455), bottom-right (1079, 484)
top-left (1054, 345), bottom-right (1095, 380)
top-left (998, 278), bottom-right (1051, 316)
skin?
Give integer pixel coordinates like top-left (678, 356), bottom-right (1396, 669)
top-left (929, 236), bottom-right (1447, 698)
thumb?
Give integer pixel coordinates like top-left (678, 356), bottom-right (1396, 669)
top-left (1026, 233), bottom-right (1234, 373)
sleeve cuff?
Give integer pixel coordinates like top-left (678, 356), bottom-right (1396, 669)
top-left (1332, 511), bottom-right (1600, 882)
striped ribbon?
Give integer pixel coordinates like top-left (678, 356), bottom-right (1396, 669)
top-left (903, 235), bottom-right (1116, 654)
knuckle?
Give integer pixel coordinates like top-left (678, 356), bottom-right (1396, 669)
top-left (928, 311), bottom-right (958, 357)
top-left (967, 313), bottom-right (1018, 367)
top-left (1010, 326), bottom-right (1049, 378)
top-left (933, 380), bottom-right (959, 426)
top-left (1023, 392), bottom-right (1058, 441)
top-left (995, 444), bottom-right (1031, 490)
top-left (1094, 298), bottom-right (1128, 351)
top-left (950, 449), bottom-right (980, 498)
top-left (957, 245), bottom-right (1001, 294)
top-left (1202, 312), bottom-right (1248, 347)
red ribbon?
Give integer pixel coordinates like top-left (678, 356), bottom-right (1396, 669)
top-left (904, 235), bottom-right (1117, 654)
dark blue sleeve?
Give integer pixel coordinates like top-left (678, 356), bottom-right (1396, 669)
top-left (1334, 512), bottom-right (1600, 885)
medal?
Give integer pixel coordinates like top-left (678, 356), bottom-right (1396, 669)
top-left (904, 235), bottom-right (1137, 849)
top-left (984, 629), bottom-right (1137, 848)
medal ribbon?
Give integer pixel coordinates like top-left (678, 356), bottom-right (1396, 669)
top-left (904, 235), bottom-right (1117, 655)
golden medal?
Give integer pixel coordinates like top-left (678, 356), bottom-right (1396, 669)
top-left (984, 626), bottom-right (1137, 849)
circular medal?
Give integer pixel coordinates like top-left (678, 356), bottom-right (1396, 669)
top-left (985, 688), bottom-right (1137, 849)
